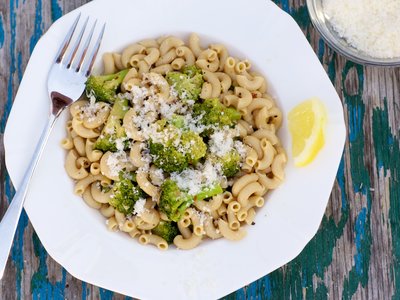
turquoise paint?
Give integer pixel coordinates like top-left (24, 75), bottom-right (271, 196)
top-left (29, 0), bottom-right (43, 53)
top-left (81, 282), bottom-right (87, 299)
top-left (31, 232), bottom-right (67, 300)
top-left (99, 288), bottom-right (114, 299)
top-left (51, 0), bottom-right (62, 21)
top-left (262, 275), bottom-right (272, 299)
top-left (0, 14), bottom-right (4, 48)
top-left (354, 207), bottom-right (367, 276)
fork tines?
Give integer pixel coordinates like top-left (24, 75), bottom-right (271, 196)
top-left (55, 13), bottom-right (106, 77)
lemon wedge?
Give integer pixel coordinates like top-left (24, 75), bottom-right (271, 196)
top-left (288, 98), bottom-right (327, 167)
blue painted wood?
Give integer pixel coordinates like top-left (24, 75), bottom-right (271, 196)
top-left (0, 0), bottom-right (399, 299)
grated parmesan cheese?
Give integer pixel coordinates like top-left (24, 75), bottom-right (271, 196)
top-left (115, 138), bottom-right (126, 152)
top-left (209, 127), bottom-right (237, 157)
top-left (234, 140), bottom-right (247, 161)
top-left (171, 160), bottom-right (223, 196)
top-left (323, 0), bottom-right (400, 58)
top-left (133, 198), bottom-right (146, 216)
top-left (80, 94), bottom-right (110, 122)
top-left (106, 151), bottom-right (132, 177)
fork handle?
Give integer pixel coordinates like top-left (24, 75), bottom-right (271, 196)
top-left (0, 114), bottom-right (58, 279)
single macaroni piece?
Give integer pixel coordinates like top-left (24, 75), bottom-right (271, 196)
top-left (218, 219), bottom-right (246, 241)
top-left (159, 37), bottom-right (184, 55)
top-left (204, 215), bottom-right (222, 239)
top-left (175, 46), bottom-right (195, 65)
top-left (139, 39), bottom-right (159, 48)
top-left (123, 108), bottom-right (144, 141)
top-left (151, 64), bottom-right (173, 75)
top-left (136, 171), bottom-right (159, 198)
top-left (144, 47), bottom-right (160, 66)
top-left (103, 52), bottom-right (117, 74)
top-left (85, 138), bottom-right (103, 162)
top-left (173, 234), bottom-right (202, 250)
top-left (139, 234), bottom-right (168, 250)
top-left (71, 118), bottom-right (100, 139)
top-left (224, 56), bottom-right (237, 81)
top-left (106, 217), bottom-right (118, 232)
top-left (236, 74), bottom-right (265, 91)
top-left (112, 53), bottom-right (124, 70)
top-left (100, 204), bottom-right (115, 218)
top-left (74, 174), bottom-right (111, 196)
top-left (62, 33), bottom-right (285, 251)
top-left (188, 33), bottom-right (203, 57)
top-left (90, 182), bottom-right (112, 204)
top-left (202, 70), bottom-right (221, 98)
top-left (82, 188), bottom-right (102, 209)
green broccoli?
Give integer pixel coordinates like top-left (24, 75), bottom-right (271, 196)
top-left (209, 150), bottom-right (241, 177)
top-left (110, 177), bottom-right (145, 215)
top-left (86, 69), bottom-right (129, 103)
top-left (149, 142), bottom-right (189, 173)
top-left (149, 126), bottom-right (207, 173)
top-left (151, 220), bottom-right (179, 244)
top-left (193, 98), bottom-right (241, 133)
top-left (166, 65), bottom-right (203, 101)
top-left (159, 179), bottom-right (223, 221)
top-left (94, 98), bottom-right (130, 152)
top-left (195, 182), bottom-right (223, 201)
top-left (181, 131), bottom-right (207, 164)
top-left (182, 65), bottom-right (202, 77)
top-left (159, 179), bottom-right (194, 222)
top-left (168, 114), bottom-right (185, 128)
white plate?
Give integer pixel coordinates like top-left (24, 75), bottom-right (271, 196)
top-left (4, 0), bottom-right (346, 298)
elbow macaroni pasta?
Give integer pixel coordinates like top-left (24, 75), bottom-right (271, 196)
top-left (62, 33), bottom-right (285, 250)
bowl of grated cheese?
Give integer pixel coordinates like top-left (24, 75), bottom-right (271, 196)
top-left (307, 0), bottom-right (400, 66)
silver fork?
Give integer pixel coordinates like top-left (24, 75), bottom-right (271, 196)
top-left (0, 14), bottom-right (105, 279)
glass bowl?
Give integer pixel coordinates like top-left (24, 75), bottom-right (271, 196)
top-left (306, 0), bottom-right (400, 67)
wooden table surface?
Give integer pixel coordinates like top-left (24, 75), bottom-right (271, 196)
top-left (1, 0), bottom-right (399, 299)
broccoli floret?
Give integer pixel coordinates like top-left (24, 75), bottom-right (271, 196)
top-left (182, 65), bottom-right (202, 77)
top-left (181, 131), bottom-right (207, 164)
top-left (151, 220), bottom-right (179, 244)
top-left (159, 179), bottom-right (194, 222)
top-left (149, 142), bottom-right (189, 173)
top-left (195, 182), bottom-right (223, 201)
top-left (94, 98), bottom-right (130, 152)
top-left (209, 150), bottom-right (241, 177)
top-left (168, 114), bottom-right (185, 128)
top-left (159, 179), bottom-right (223, 221)
top-left (110, 177), bottom-right (145, 215)
top-left (193, 98), bottom-right (241, 133)
top-left (149, 126), bottom-right (207, 173)
top-left (86, 69), bottom-right (129, 103)
top-left (166, 66), bottom-right (203, 101)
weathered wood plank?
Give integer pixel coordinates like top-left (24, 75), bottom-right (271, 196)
top-left (0, 0), bottom-right (399, 299)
